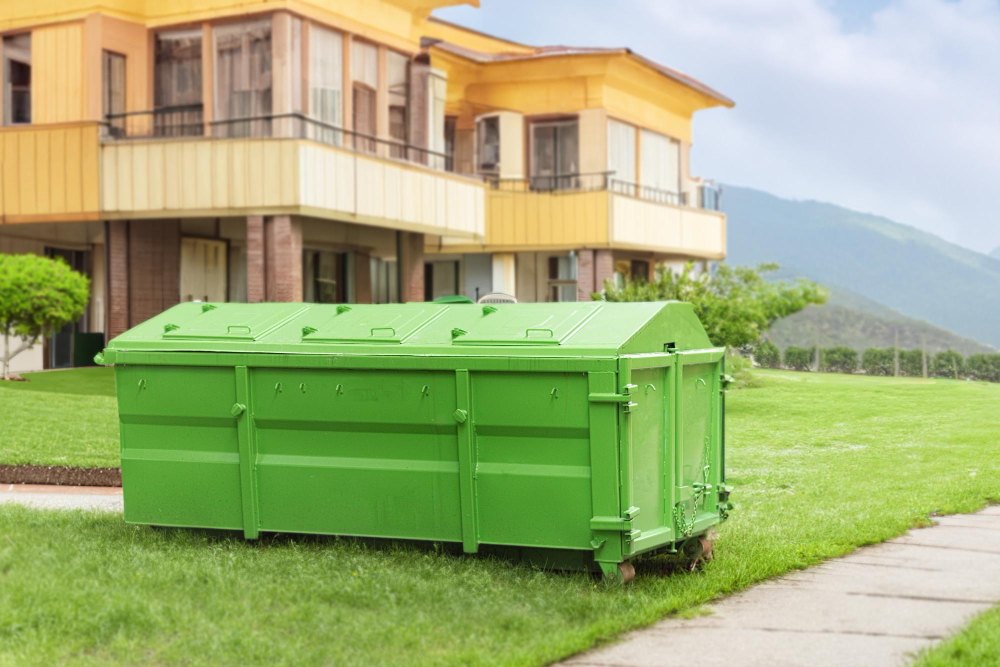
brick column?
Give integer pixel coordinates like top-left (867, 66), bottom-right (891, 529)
top-left (105, 221), bottom-right (130, 339)
top-left (246, 216), bottom-right (265, 303)
top-left (128, 221), bottom-right (180, 326)
top-left (264, 215), bottom-right (303, 302)
top-left (401, 231), bottom-right (425, 302)
top-left (355, 252), bottom-right (373, 303)
top-left (577, 249), bottom-right (594, 301)
top-left (595, 249), bottom-right (615, 294)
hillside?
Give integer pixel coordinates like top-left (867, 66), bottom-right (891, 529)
top-left (991, 247), bottom-right (1000, 260)
top-left (722, 185), bottom-right (1000, 348)
top-left (768, 287), bottom-right (996, 356)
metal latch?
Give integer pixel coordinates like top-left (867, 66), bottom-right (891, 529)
top-left (588, 384), bottom-right (639, 412)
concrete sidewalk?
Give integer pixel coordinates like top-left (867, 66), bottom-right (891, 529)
top-left (0, 483), bottom-right (123, 512)
top-left (564, 506), bottom-right (1000, 667)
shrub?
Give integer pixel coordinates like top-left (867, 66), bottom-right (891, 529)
top-left (899, 349), bottom-right (925, 377)
top-left (595, 262), bottom-right (827, 349)
top-left (861, 348), bottom-right (896, 376)
top-left (726, 353), bottom-right (764, 389)
top-left (965, 354), bottom-right (1000, 383)
top-left (931, 350), bottom-right (964, 378)
top-left (820, 346), bottom-right (858, 374)
top-left (784, 346), bottom-right (814, 371)
top-left (753, 340), bottom-right (781, 368)
top-left (1, 253), bottom-right (90, 380)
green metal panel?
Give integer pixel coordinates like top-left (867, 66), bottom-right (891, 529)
top-left (102, 301), bottom-right (728, 576)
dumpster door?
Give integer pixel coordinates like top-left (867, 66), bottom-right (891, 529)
top-left (673, 350), bottom-right (724, 539)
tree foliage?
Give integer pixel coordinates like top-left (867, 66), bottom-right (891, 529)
top-left (752, 339), bottom-right (781, 368)
top-left (931, 350), bottom-right (964, 379)
top-left (595, 262), bottom-right (827, 349)
top-left (820, 346), bottom-right (859, 374)
top-left (784, 346), bottom-right (814, 371)
top-left (861, 348), bottom-right (896, 376)
top-left (0, 253), bottom-right (90, 379)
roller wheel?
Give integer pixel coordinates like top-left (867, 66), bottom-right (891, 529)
top-left (617, 561), bottom-right (635, 584)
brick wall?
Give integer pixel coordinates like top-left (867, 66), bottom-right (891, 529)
top-left (246, 215), bottom-right (265, 303)
top-left (595, 250), bottom-right (615, 295)
top-left (402, 231), bottom-right (425, 302)
top-left (106, 221), bottom-right (129, 339)
top-left (128, 220), bottom-right (180, 326)
top-left (264, 215), bottom-right (303, 302)
top-left (356, 251), bottom-right (373, 303)
top-left (577, 249), bottom-right (595, 301)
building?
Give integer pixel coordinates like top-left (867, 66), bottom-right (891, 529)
top-left (0, 0), bottom-right (731, 372)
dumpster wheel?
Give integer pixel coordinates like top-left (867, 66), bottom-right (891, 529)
top-left (617, 561), bottom-right (635, 584)
top-left (598, 561), bottom-right (635, 585)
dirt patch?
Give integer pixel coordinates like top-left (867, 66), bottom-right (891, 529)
top-left (0, 465), bottom-right (121, 487)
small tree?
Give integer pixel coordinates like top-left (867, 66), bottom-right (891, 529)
top-left (821, 346), bottom-right (859, 374)
top-left (861, 348), bottom-right (895, 376)
top-left (752, 339), bottom-right (781, 368)
top-left (0, 254), bottom-right (90, 380)
top-left (784, 346), bottom-right (814, 371)
top-left (899, 349), bottom-right (924, 377)
top-left (965, 354), bottom-right (1000, 383)
top-left (595, 262), bottom-right (826, 349)
top-left (931, 350), bottom-right (964, 379)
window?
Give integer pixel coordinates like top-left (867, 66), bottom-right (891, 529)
top-left (308, 24), bottom-right (343, 144)
top-left (371, 257), bottom-right (399, 304)
top-left (477, 116), bottom-right (499, 173)
top-left (154, 29), bottom-right (203, 136)
top-left (3, 34), bottom-right (31, 125)
top-left (639, 129), bottom-right (681, 203)
top-left (429, 73), bottom-right (448, 169)
top-left (351, 40), bottom-right (378, 153)
top-left (531, 120), bottom-right (579, 190)
top-left (424, 261), bottom-right (460, 301)
top-left (548, 253), bottom-right (578, 302)
top-left (304, 250), bottom-right (347, 303)
top-left (214, 19), bottom-right (272, 138)
top-left (102, 51), bottom-right (126, 137)
top-left (444, 116), bottom-right (456, 172)
top-left (607, 119), bottom-right (637, 194)
top-left (387, 51), bottom-right (409, 159)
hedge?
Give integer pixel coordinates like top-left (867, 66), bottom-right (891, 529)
top-left (767, 346), bottom-right (1000, 383)
top-left (784, 346), bottom-right (814, 371)
top-left (820, 346), bottom-right (858, 374)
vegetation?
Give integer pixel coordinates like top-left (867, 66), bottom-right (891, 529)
top-left (819, 346), bottom-right (858, 374)
top-left (861, 347), bottom-right (896, 376)
top-left (915, 606), bottom-right (1000, 666)
top-left (2, 371), bottom-right (1000, 665)
top-left (751, 340), bottom-right (781, 368)
top-left (0, 367), bottom-right (119, 468)
top-left (0, 253), bottom-right (90, 380)
top-left (596, 262), bottom-right (826, 349)
top-left (766, 286), bottom-right (996, 358)
top-left (782, 345), bottom-right (813, 371)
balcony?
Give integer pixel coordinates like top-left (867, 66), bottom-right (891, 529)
top-left (433, 173), bottom-right (725, 259)
top-left (99, 110), bottom-right (485, 240)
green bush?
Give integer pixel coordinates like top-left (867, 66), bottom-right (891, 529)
top-left (726, 353), bottom-right (765, 389)
top-left (784, 346), bottom-right (814, 371)
top-left (1, 253), bottom-right (90, 380)
top-left (820, 346), bottom-right (858, 373)
top-left (899, 349), bottom-right (925, 377)
top-left (861, 348), bottom-right (896, 376)
top-left (753, 340), bottom-right (781, 368)
top-left (931, 350), bottom-right (964, 379)
top-left (965, 354), bottom-right (1000, 383)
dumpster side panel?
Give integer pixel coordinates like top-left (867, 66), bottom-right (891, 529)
top-left (628, 366), bottom-right (669, 541)
top-left (116, 365), bottom-right (244, 529)
top-left (471, 371), bottom-right (594, 549)
top-left (249, 368), bottom-right (464, 541)
top-left (674, 353), bottom-right (724, 537)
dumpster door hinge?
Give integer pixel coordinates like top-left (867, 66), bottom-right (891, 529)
top-left (588, 384), bottom-right (639, 412)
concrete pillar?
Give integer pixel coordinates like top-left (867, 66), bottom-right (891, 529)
top-left (264, 215), bottom-right (303, 302)
top-left (105, 221), bottom-right (130, 339)
top-left (577, 249), bottom-right (595, 301)
top-left (356, 252), bottom-right (373, 304)
top-left (491, 252), bottom-right (516, 297)
top-left (246, 216), bottom-right (265, 303)
top-left (595, 249), bottom-right (615, 294)
top-left (400, 231), bottom-right (425, 302)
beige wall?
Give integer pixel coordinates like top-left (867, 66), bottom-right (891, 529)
top-left (609, 193), bottom-right (725, 259)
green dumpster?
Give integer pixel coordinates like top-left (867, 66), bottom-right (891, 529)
top-left (99, 301), bottom-right (729, 581)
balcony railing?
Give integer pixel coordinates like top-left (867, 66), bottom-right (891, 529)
top-left (103, 109), bottom-right (455, 173)
top-left (484, 172), bottom-right (694, 208)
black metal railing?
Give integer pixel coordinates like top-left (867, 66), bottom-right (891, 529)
top-left (608, 178), bottom-right (688, 206)
top-left (102, 110), bottom-right (455, 173)
top-left (484, 172), bottom-right (615, 193)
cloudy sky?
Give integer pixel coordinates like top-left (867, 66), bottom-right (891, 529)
top-left (435, 0), bottom-right (1000, 254)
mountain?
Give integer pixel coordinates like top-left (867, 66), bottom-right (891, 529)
top-left (722, 185), bottom-right (1000, 348)
top-left (991, 247), bottom-right (1000, 260)
top-left (768, 286), bottom-right (996, 356)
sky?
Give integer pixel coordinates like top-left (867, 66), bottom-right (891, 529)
top-left (434, 0), bottom-right (1000, 255)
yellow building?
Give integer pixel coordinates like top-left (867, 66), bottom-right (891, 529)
top-left (0, 0), bottom-right (731, 371)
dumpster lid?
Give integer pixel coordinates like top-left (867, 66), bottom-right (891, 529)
top-left (161, 303), bottom-right (308, 341)
top-left (302, 305), bottom-right (445, 344)
top-left (452, 303), bottom-right (601, 346)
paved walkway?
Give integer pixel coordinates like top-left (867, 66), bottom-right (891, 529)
top-left (3, 486), bottom-right (997, 665)
top-left (564, 506), bottom-right (1000, 667)
top-left (0, 483), bottom-right (123, 512)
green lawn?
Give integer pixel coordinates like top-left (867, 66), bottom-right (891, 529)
top-left (0, 367), bottom-right (119, 468)
top-left (1, 370), bottom-right (999, 665)
top-left (915, 606), bottom-right (1000, 666)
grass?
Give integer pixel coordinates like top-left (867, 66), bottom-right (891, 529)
top-left (915, 606), bottom-right (1000, 666)
top-left (0, 367), bottom-right (119, 468)
top-left (1, 369), bottom-right (999, 665)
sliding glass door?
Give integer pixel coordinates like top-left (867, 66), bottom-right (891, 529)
top-left (531, 120), bottom-right (579, 190)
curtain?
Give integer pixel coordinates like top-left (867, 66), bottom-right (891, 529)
top-left (351, 40), bottom-right (378, 152)
top-left (607, 119), bottom-right (636, 193)
top-left (531, 121), bottom-right (579, 190)
top-left (215, 19), bottom-right (272, 138)
top-left (308, 24), bottom-right (343, 145)
top-left (387, 50), bottom-right (409, 158)
top-left (154, 30), bottom-right (203, 136)
top-left (103, 52), bottom-right (126, 137)
top-left (639, 129), bottom-right (680, 201)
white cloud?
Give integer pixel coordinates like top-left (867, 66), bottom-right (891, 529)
top-left (639, 0), bottom-right (1000, 251)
